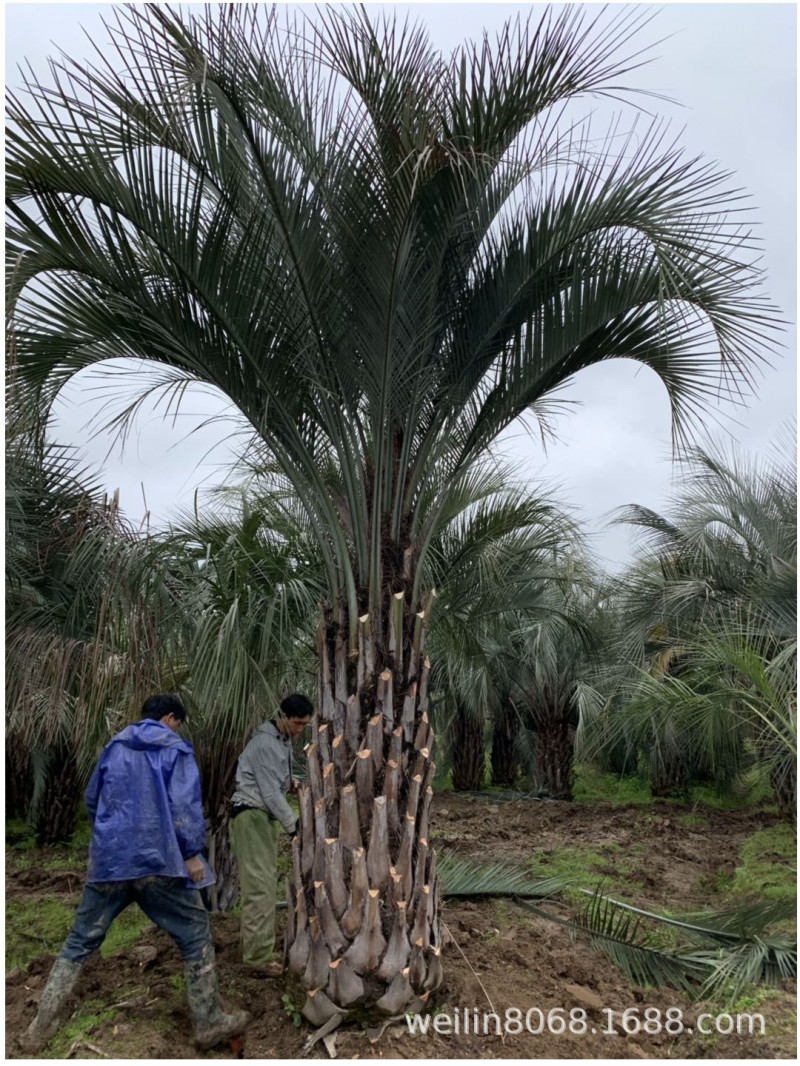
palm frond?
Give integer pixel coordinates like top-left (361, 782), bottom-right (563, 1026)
top-left (7, 3), bottom-right (781, 614)
top-left (699, 937), bottom-right (798, 1001)
top-left (522, 887), bottom-right (796, 1001)
top-left (437, 851), bottom-right (565, 899)
top-left (578, 891), bottom-right (796, 945)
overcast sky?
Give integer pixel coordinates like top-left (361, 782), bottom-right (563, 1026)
top-left (6, 1), bottom-right (797, 570)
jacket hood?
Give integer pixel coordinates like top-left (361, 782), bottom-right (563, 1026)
top-left (111, 719), bottom-right (193, 753)
top-left (255, 720), bottom-right (281, 739)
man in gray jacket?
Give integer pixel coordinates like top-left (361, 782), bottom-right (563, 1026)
top-left (230, 694), bottom-right (313, 975)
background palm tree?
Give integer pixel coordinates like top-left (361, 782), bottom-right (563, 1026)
top-left (489, 681), bottom-right (523, 789)
top-left (424, 470), bottom-right (579, 791)
top-left (582, 434), bottom-right (796, 809)
top-left (6, 4), bottom-right (778, 1021)
top-left (615, 433), bottom-right (795, 666)
top-left (510, 560), bottom-right (607, 799)
top-left (161, 481), bottom-right (323, 909)
top-left (5, 427), bottom-right (180, 841)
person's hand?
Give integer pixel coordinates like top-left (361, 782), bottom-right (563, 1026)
top-left (289, 820), bottom-right (299, 839)
top-left (185, 855), bottom-right (206, 883)
top-left (289, 777), bottom-right (300, 795)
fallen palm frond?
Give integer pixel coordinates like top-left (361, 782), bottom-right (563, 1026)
top-left (519, 885), bottom-right (796, 1002)
top-left (436, 851), bottom-right (566, 899)
top-left (522, 889), bottom-right (710, 996)
top-left (585, 895), bottom-right (795, 944)
top-left (697, 936), bottom-right (797, 1000)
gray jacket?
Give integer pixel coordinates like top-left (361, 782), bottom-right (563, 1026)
top-left (231, 720), bottom-right (296, 833)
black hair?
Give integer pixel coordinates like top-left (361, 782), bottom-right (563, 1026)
top-left (279, 693), bottom-right (313, 719)
top-left (141, 693), bottom-right (187, 722)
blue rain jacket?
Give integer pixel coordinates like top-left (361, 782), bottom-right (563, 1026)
top-left (85, 719), bottom-right (214, 889)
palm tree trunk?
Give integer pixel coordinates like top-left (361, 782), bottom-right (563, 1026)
top-left (5, 732), bottom-right (33, 820)
top-left (648, 748), bottom-right (688, 797)
top-left (285, 580), bottom-right (442, 1023)
top-left (533, 707), bottom-right (575, 800)
top-left (208, 812), bottom-right (239, 912)
top-left (199, 743), bottom-right (242, 912)
top-left (490, 701), bottom-right (519, 787)
top-left (451, 706), bottom-right (485, 791)
top-left (602, 733), bottom-right (638, 776)
top-left (34, 742), bottom-right (82, 844)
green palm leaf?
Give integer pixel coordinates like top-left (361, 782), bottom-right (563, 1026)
top-left (436, 851), bottom-right (566, 900)
top-left (522, 887), bottom-right (796, 1001)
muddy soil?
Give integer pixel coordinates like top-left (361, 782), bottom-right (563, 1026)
top-left (5, 794), bottom-right (796, 1059)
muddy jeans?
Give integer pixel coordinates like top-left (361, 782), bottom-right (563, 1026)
top-left (60, 877), bottom-right (211, 965)
top-left (229, 809), bottom-right (279, 965)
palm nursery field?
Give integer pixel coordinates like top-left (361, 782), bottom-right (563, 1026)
top-left (5, 784), bottom-right (796, 1060)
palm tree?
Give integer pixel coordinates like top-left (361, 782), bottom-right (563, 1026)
top-left (490, 687), bottom-right (522, 788)
top-left (588, 436), bottom-right (796, 804)
top-left (5, 428), bottom-right (179, 841)
top-left (423, 472), bottom-right (579, 792)
top-left (511, 561), bottom-right (607, 799)
top-left (615, 616), bottom-right (796, 815)
top-left (695, 617), bottom-right (796, 819)
top-left (6, 4), bottom-right (777, 1020)
top-left (171, 460), bottom-right (574, 898)
top-left (615, 435), bottom-right (795, 663)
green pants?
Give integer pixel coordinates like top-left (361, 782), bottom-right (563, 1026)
top-left (230, 809), bottom-right (280, 966)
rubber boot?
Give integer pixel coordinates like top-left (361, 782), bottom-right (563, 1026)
top-left (185, 949), bottom-right (250, 1050)
top-left (19, 957), bottom-right (83, 1053)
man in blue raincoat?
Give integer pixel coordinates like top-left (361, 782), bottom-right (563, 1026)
top-left (21, 694), bottom-right (250, 1052)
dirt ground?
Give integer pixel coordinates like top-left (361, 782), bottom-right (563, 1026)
top-left (5, 794), bottom-right (796, 1059)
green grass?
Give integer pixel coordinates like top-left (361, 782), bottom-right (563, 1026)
top-left (5, 896), bottom-right (153, 971)
top-left (715, 824), bottom-right (797, 903)
top-left (45, 1004), bottom-right (118, 1058)
top-left (100, 905), bottom-right (154, 956)
top-left (6, 898), bottom-right (76, 970)
top-left (40, 820), bottom-right (92, 870)
top-left (6, 819), bottom-right (39, 849)
top-left (530, 842), bottom-right (646, 900)
top-left (7, 851), bottom-right (36, 870)
top-left (491, 898), bottom-right (513, 931)
top-left (6, 816), bottom-right (92, 870)
top-left (727, 986), bottom-right (785, 1015)
top-left (677, 812), bottom-right (708, 828)
top-left (572, 766), bottom-right (653, 806)
top-left (688, 784), bottom-right (765, 812)
top-left (571, 765), bottom-right (777, 813)
top-left (30, 976), bottom-right (190, 1058)
top-left (40, 852), bottom-right (86, 872)
top-left (480, 781), bottom-right (518, 796)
